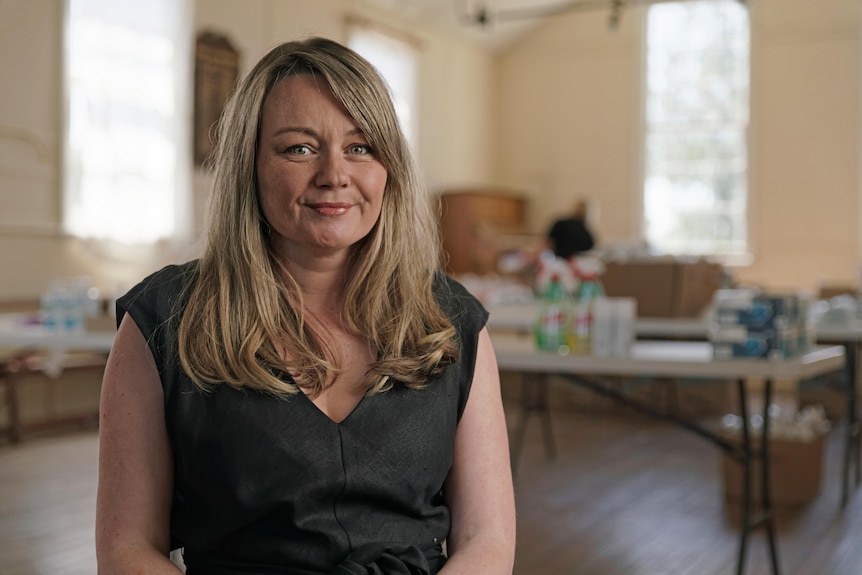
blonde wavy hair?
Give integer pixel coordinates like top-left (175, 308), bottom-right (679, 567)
top-left (178, 37), bottom-right (459, 397)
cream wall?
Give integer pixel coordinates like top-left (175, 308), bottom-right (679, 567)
top-left (0, 0), bottom-right (496, 301)
top-left (494, 8), bottom-right (642, 249)
top-left (748, 0), bottom-right (860, 291)
top-left (2, 0), bottom-right (861, 300)
top-left (495, 0), bottom-right (862, 292)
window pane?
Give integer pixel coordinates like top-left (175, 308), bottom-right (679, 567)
top-left (65, 0), bottom-right (190, 244)
top-left (644, 0), bottom-right (749, 256)
top-left (348, 26), bottom-right (419, 150)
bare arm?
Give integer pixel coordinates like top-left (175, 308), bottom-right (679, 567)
top-left (96, 314), bottom-right (182, 574)
top-left (440, 328), bottom-right (516, 574)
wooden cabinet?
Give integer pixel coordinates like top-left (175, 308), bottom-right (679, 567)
top-left (437, 189), bottom-right (529, 275)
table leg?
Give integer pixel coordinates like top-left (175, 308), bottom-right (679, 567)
top-left (736, 377), bottom-right (751, 575)
top-left (854, 342), bottom-right (861, 488)
top-left (1, 365), bottom-right (22, 444)
top-left (510, 373), bottom-right (556, 478)
top-left (841, 341), bottom-right (860, 507)
top-left (734, 376), bottom-right (781, 575)
top-left (761, 377), bottom-right (781, 575)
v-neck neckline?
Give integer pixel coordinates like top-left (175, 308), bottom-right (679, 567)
top-left (297, 388), bottom-right (368, 426)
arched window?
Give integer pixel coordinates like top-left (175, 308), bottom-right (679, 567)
top-left (64, 0), bottom-right (192, 244)
top-left (643, 0), bottom-right (750, 256)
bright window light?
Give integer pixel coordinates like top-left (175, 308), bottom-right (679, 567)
top-left (64, 0), bottom-right (191, 244)
top-left (644, 0), bottom-right (749, 256)
top-left (348, 23), bottom-right (420, 150)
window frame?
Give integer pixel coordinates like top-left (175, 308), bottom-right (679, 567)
top-left (346, 16), bottom-right (422, 154)
top-left (638, 0), bottom-right (752, 264)
top-left (62, 0), bottom-right (193, 245)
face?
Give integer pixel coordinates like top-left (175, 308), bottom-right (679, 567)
top-left (256, 73), bottom-right (388, 264)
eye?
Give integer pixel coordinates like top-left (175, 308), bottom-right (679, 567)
top-left (285, 144), bottom-right (312, 155)
top-left (348, 144), bottom-right (373, 156)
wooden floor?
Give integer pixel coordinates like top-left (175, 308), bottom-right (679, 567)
top-left (0, 430), bottom-right (99, 575)
top-left (508, 404), bottom-right (862, 575)
top-left (1, 398), bottom-right (861, 575)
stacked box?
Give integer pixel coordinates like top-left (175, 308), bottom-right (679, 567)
top-left (721, 434), bottom-right (825, 506)
top-left (710, 289), bottom-right (813, 360)
top-left (602, 259), bottom-right (723, 318)
top-left (720, 405), bottom-right (830, 507)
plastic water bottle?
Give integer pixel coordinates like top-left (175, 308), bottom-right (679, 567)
top-left (535, 274), bottom-right (571, 354)
top-left (40, 278), bottom-right (85, 333)
top-left (72, 276), bottom-right (101, 319)
top-left (40, 282), bottom-right (62, 332)
top-left (60, 282), bottom-right (85, 333)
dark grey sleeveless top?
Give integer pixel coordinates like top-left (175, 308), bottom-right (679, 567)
top-left (116, 261), bottom-right (488, 575)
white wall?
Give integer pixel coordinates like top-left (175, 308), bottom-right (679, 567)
top-left (0, 0), bottom-right (496, 300)
top-left (747, 0), bottom-right (861, 291)
top-left (494, 8), bottom-right (642, 246)
top-left (495, 0), bottom-right (862, 292)
top-left (2, 0), bottom-right (861, 299)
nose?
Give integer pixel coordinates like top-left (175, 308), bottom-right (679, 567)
top-left (314, 152), bottom-right (350, 189)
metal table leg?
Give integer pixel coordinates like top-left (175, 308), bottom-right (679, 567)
top-left (841, 341), bottom-right (860, 507)
top-left (734, 376), bottom-right (781, 575)
top-left (510, 373), bottom-right (556, 477)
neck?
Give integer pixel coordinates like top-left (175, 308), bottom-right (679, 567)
top-left (281, 256), bottom-right (349, 321)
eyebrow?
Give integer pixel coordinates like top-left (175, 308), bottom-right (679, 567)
top-left (271, 126), bottom-right (366, 139)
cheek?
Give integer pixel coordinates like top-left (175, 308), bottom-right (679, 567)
top-left (258, 193), bottom-right (274, 224)
top-left (371, 171), bottom-right (388, 206)
top-left (257, 164), bottom-right (303, 218)
top-left (255, 160), bottom-right (271, 216)
top-left (256, 178), bottom-right (275, 218)
top-left (257, 184), bottom-right (289, 229)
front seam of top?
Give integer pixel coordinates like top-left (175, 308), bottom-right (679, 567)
top-left (333, 425), bottom-right (352, 552)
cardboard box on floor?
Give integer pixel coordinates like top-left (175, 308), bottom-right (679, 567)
top-left (721, 434), bottom-right (826, 507)
top-left (602, 259), bottom-right (723, 318)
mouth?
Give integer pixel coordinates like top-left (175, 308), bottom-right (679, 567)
top-left (306, 202), bottom-right (353, 216)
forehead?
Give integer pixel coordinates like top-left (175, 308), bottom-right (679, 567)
top-left (261, 74), bottom-right (354, 126)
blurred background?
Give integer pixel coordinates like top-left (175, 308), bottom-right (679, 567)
top-left (1, 1), bottom-right (861, 574)
top-left (1, 0), bottom-right (860, 299)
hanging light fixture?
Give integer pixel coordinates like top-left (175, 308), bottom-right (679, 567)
top-left (456, 0), bottom-right (747, 29)
top-left (608, 0), bottom-right (624, 29)
top-left (457, 0), bottom-right (611, 28)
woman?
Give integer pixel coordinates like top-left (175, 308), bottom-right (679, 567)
top-left (95, 37), bottom-right (515, 574)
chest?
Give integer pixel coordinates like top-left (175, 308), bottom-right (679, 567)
top-left (167, 378), bottom-right (463, 514)
top-left (305, 331), bottom-right (375, 423)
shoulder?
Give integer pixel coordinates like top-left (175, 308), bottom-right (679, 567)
top-left (129, 260), bottom-right (198, 293)
top-left (433, 273), bottom-right (489, 333)
top-left (116, 260), bottom-right (200, 327)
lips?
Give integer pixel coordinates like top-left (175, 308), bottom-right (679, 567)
top-left (307, 202), bottom-right (352, 216)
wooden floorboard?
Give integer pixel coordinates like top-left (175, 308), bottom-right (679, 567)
top-left (507, 401), bottom-right (862, 575)
top-left (0, 395), bottom-right (861, 574)
top-left (0, 431), bottom-right (98, 575)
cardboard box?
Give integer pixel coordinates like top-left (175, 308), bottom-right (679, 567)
top-left (819, 284), bottom-right (857, 300)
top-left (601, 259), bottom-right (723, 318)
top-left (721, 434), bottom-right (826, 507)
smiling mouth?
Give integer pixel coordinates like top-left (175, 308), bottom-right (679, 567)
top-left (307, 202), bottom-right (352, 216)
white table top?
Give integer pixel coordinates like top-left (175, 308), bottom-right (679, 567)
top-left (485, 301), bottom-right (862, 342)
top-left (0, 313), bottom-right (115, 353)
top-left (486, 301), bottom-right (712, 336)
top-left (491, 333), bottom-right (845, 381)
top-left (815, 319), bottom-right (862, 342)
top-left (485, 303), bottom-right (540, 332)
